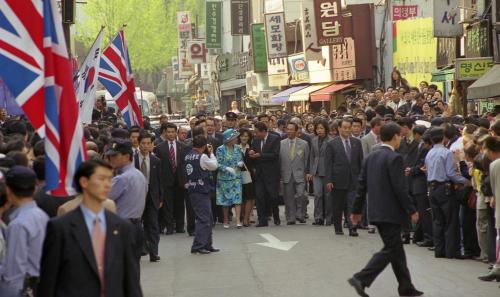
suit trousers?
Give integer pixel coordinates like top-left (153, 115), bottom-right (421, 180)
top-left (460, 205), bottom-right (480, 256)
top-left (429, 184), bottom-right (460, 258)
top-left (283, 176), bottom-right (306, 223)
top-left (414, 193), bottom-right (433, 242)
top-left (190, 192), bottom-right (213, 250)
top-left (487, 205), bottom-right (498, 263)
top-left (331, 188), bottom-right (351, 232)
top-left (476, 208), bottom-right (489, 260)
top-left (185, 192), bottom-right (196, 234)
top-left (142, 195), bottom-right (160, 257)
top-left (313, 176), bottom-right (327, 221)
top-left (159, 185), bottom-right (186, 233)
top-left (255, 178), bottom-right (280, 225)
top-left (354, 223), bottom-right (414, 294)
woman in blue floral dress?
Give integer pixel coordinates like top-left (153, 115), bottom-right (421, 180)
top-left (216, 129), bottom-right (244, 229)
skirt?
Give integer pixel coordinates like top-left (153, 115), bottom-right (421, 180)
top-left (216, 178), bottom-right (242, 206)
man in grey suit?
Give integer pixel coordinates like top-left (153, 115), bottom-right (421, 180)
top-left (308, 120), bottom-right (333, 225)
top-left (280, 122), bottom-right (310, 225)
top-left (325, 118), bottom-right (363, 236)
top-left (361, 117), bottom-right (383, 156)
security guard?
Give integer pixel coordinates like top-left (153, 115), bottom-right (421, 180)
top-left (424, 128), bottom-right (470, 259)
top-left (0, 166), bottom-right (49, 297)
top-left (185, 135), bottom-right (219, 254)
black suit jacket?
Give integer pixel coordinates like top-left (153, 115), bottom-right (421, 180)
top-left (409, 144), bottom-right (430, 195)
top-left (154, 140), bottom-right (188, 190)
top-left (38, 208), bottom-right (142, 297)
top-left (251, 132), bottom-right (281, 183)
top-left (135, 153), bottom-right (163, 209)
top-left (324, 136), bottom-right (363, 190)
top-left (353, 146), bottom-right (416, 225)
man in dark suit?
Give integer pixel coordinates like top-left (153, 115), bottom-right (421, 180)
top-left (135, 132), bottom-right (162, 262)
top-left (38, 160), bottom-right (142, 297)
top-left (348, 123), bottom-right (422, 297)
top-left (325, 118), bottom-right (363, 236)
top-left (154, 123), bottom-right (189, 235)
top-left (249, 122), bottom-right (281, 227)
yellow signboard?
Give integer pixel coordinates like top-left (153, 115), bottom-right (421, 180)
top-left (393, 18), bottom-right (437, 87)
top-left (456, 57), bottom-right (495, 81)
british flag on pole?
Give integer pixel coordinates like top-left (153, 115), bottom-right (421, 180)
top-left (98, 30), bottom-right (143, 127)
top-left (0, 0), bottom-right (87, 196)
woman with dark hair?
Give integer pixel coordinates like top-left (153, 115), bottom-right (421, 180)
top-left (309, 120), bottom-right (333, 225)
top-left (391, 69), bottom-right (410, 90)
top-left (305, 123), bottom-right (315, 136)
top-left (238, 128), bottom-right (256, 227)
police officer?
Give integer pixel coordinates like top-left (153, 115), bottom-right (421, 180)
top-left (185, 135), bottom-right (219, 254)
top-left (107, 139), bottom-right (148, 264)
top-left (424, 128), bottom-right (470, 259)
top-left (0, 166), bottom-right (49, 297)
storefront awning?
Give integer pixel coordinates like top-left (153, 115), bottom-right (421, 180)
top-left (220, 79), bottom-right (246, 91)
top-left (289, 83), bottom-right (331, 102)
top-left (310, 83), bottom-right (354, 102)
top-left (431, 67), bottom-right (455, 82)
top-left (271, 85), bottom-right (308, 103)
top-left (467, 65), bottom-right (500, 99)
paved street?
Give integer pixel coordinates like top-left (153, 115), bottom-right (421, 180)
top-left (141, 201), bottom-right (499, 297)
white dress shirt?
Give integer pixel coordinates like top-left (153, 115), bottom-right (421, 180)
top-left (200, 153), bottom-right (218, 171)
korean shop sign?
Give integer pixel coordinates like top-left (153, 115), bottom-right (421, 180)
top-left (264, 12), bottom-right (288, 59)
top-left (392, 5), bottom-right (418, 21)
top-left (231, 0), bottom-right (250, 35)
top-left (251, 23), bottom-right (268, 72)
top-left (302, 0), bottom-right (322, 61)
top-left (456, 57), bottom-right (494, 81)
top-left (314, 0), bottom-right (343, 46)
top-left (206, 1), bottom-right (222, 49)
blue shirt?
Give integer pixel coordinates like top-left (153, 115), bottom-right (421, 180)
top-left (109, 163), bottom-right (147, 219)
top-left (0, 201), bottom-right (49, 294)
top-left (424, 144), bottom-right (467, 184)
top-left (80, 204), bottom-right (106, 237)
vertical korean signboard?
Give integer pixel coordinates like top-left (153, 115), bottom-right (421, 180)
top-left (332, 37), bottom-right (356, 81)
top-left (231, 0), bottom-right (250, 35)
top-left (206, 1), bottom-right (222, 49)
top-left (187, 40), bottom-right (207, 64)
top-left (314, 0), bottom-right (343, 46)
top-left (302, 0), bottom-right (322, 61)
top-left (177, 11), bottom-right (194, 78)
top-left (264, 12), bottom-right (287, 59)
top-left (433, 0), bottom-right (463, 37)
top-left (172, 56), bottom-right (180, 80)
top-left (251, 23), bottom-right (268, 72)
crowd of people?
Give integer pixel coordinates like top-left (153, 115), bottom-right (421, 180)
top-left (0, 74), bottom-right (498, 296)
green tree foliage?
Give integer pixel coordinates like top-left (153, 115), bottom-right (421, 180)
top-left (75, 0), bottom-right (205, 72)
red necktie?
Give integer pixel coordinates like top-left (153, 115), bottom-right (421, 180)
top-left (169, 142), bottom-right (176, 172)
top-left (92, 218), bottom-right (106, 297)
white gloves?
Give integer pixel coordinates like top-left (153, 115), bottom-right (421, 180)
top-left (226, 167), bottom-right (236, 175)
top-left (237, 161), bottom-right (245, 168)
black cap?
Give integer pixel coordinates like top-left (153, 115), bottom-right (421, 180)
top-left (5, 166), bottom-right (36, 190)
top-left (225, 112), bottom-right (238, 120)
top-left (105, 139), bottom-right (133, 156)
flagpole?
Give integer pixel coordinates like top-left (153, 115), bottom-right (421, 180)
top-left (74, 26), bottom-right (106, 82)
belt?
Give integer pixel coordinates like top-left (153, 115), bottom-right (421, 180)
top-left (129, 218), bottom-right (141, 224)
top-left (428, 181), bottom-right (449, 187)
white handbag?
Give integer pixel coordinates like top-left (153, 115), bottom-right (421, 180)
top-left (241, 163), bottom-right (252, 184)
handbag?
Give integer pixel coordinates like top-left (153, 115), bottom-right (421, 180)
top-left (241, 163), bottom-right (252, 184)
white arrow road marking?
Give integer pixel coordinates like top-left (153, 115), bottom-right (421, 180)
top-left (255, 233), bottom-right (298, 251)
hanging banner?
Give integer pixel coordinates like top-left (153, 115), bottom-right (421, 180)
top-left (456, 57), bottom-right (495, 80)
top-left (264, 12), bottom-right (288, 59)
top-left (302, 0), bottom-right (323, 61)
top-left (177, 11), bottom-right (192, 49)
top-left (187, 40), bottom-right (207, 64)
top-left (392, 5), bottom-right (418, 21)
top-left (178, 49), bottom-right (194, 78)
top-left (231, 0), bottom-right (250, 35)
top-left (288, 54), bottom-right (310, 84)
top-left (260, 90), bottom-right (280, 106)
top-left (251, 23), bottom-right (268, 72)
top-left (201, 63), bottom-right (211, 79)
top-left (433, 0), bottom-right (463, 37)
top-left (332, 37), bottom-right (356, 82)
top-left (172, 56), bottom-right (180, 80)
top-left (268, 57), bottom-right (289, 87)
top-left (265, 0), bottom-right (284, 13)
top-left (314, 0), bottom-right (343, 46)
top-left (393, 18), bottom-right (437, 86)
top-left (206, 1), bottom-right (222, 49)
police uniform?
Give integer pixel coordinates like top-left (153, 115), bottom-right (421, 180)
top-left (424, 143), bottom-right (468, 258)
top-left (0, 166), bottom-right (49, 297)
top-left (185, 149), bottom-right (218, 253)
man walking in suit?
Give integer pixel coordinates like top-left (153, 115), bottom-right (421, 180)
top-left (280, 122), bottom-right (310, 225)
top-left (349, 122), bottom-right (422, 297)
top-left (325, 118), bottom-right (363, 236)
top-left (135, 132), bottom-right (162, 262)
top-left (154, 123), bottom-right (189, 234)
top-left (361, 117), bottom-right (383, 156)
top-left (38, 160), bottom-right (142, 297)
top-left (249, 122), bottom-right (281, 227)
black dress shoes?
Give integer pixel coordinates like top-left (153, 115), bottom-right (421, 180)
top-left (478, 272), bottom-right (500, 282)
top-left (191, 248), bottom-right (211, 254)
top-left (348, 277), bottom-right (369, 297)
top-left (335, 230), bottom-right (344, 235)
top-left (255, 223), bottom-right (268, 227)
top-left (166, 229), bottom-right (174, 235)
top-left (349, 229), bottom-right (359, 237)
top-left (399, 288), bottom-right (424, 296)
top-left (274, 219), bottom-right (281, 226)
top-left (416, 240), bottom-right (433, 247)
top-left (287, 221), bottom-right (296, 225)
top-left (149, 255), bottom-right (160, 262)
top-left (296, 218), bottom-right (306, 224)
top-left (207, 247), bottom-right (220, 253)
top-left (367, 227), bottom-right (376, 234)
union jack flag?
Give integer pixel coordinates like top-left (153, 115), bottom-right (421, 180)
top-left (0, 0), bottom-right (87, 196)
top-left (98, 30), bottom-right (143, 127)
